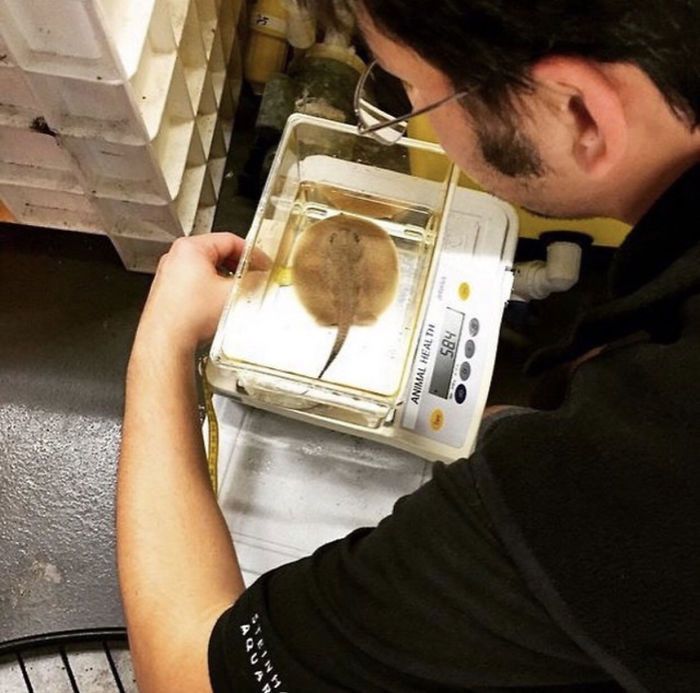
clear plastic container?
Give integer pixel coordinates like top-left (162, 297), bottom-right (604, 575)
top-left (209, 114), bottom-right (454, 429)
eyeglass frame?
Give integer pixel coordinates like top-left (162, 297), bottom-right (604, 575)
top-left (353, 59), bottom-right (471, 142)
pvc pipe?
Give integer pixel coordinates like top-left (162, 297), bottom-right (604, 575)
top-left (512, 240), bottom-right (583, 301)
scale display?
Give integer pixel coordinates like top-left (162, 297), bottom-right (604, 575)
top-left (429, 308), bottom-right (464, 399)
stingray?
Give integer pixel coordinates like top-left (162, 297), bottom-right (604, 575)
top-left (291, 213), bottom-right (400, 379)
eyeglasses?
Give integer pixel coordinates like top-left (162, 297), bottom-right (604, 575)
top-left (354, 59), bottom-right (470, 145)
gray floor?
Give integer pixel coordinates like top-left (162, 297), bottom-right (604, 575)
top-left (0, 227), bottom-right (151, 641)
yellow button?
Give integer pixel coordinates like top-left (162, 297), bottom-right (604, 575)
top-left (458, 282), bottom-right (471, 301)
top-left (429, 408), bottom-right (445, 431)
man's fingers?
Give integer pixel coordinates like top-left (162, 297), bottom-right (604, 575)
top-left (216, 239), bottom-right (273, 273)
top-left (168, 232), bottom-right (272, 275)
top-left (182, 231), bottom-right (247, 267)
top-left (248, 247), bottom-right (273, 271)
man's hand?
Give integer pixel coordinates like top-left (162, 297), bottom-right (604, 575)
top-left (135, 232), bottom-right (246, 356)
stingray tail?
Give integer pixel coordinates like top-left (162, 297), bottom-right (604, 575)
top-left (319, 322), bottom-right (350, 379)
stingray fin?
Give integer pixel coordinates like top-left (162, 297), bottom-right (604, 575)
top-left (319, 321), bottom-right (350, 379)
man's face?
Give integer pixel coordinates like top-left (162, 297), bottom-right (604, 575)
top-left (360, 15), bottom-right (605, 219)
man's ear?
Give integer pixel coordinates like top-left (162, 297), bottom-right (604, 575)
top-left (531, 56), bottom-right (628, 178)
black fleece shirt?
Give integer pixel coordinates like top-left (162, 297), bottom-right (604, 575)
top-left (209, 165), bottom-right (700, 692)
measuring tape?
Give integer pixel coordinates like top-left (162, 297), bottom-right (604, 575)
top-left (199, 357), bottom-right (219, 496)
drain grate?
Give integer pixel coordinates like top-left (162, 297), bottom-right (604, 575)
top-left (0, 629), bottom-right (133, 692)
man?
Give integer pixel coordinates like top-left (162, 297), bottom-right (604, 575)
top-left (117, 1), bottom-right (700, 690)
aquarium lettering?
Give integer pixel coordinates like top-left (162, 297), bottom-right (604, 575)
top-left (410, 323), bottom-right (436, 405)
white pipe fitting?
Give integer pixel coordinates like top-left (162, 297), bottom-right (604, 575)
top-left (512, 241), bottom-right (583, 301)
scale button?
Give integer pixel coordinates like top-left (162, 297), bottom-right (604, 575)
top-left (469, 318), bottom-right (480, 336)
top-left (464, 339), bottom-right (476, 358)
top-left (429, 408), bottom-right (445, 431)
top-left (459, 361), bottom-right (471, 380)
top-left (455, 384), bottom-right (467, 404)
top-left (458, 282), bottom-right (471, 301)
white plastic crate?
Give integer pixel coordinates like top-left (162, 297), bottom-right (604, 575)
top-left (180, 0), bottom-right (208, 108)
top-left (0, 183), bottom-right (105, 233)
top-left (190, 117), bottom-right (230, 236)
top-left (197, 110), bottom-right (219, 160)
top-left (0, 34), bottom-right (41, 125)
top-left (100, 37), bottom-right (242, 245)
top-left (210, 114), bottom-right (230, 160)
top-left (197, 69), bottom-right (220, 156)
top-left (0, 62), bottom-right (42, 124)
top-left (218, 0), bottom-right (238, 68)
top-left (96, 119), bottom-right (206, 240)
top-left (166, 0), bottom-right (220, 61)
top-left (192, 203), bottom-right (216, 235)
top-left (196, 0), bottom-right (219, 59)
top-left (209, 28), bottom-right (227, 108)
top-left (109, 234), bottom-right (174, 272)
top-left (17, 0), bottom-right (180, 144)
top-left (60, 58), bottom-right (196, 204)
top-left (99, 97), bottom-right (232, 244)
top-left (58, 7), bottom-right (239, 207)
top-left (101, 196), bottom-right (186, 240)
top-left (200, 113), bottom-right (225, 162)
top-left (0, 0), bottom-right (243, 273)
top-left (166, 0), bottom-right (190, 47)
top-left (208, 153), bottom-right (226, 198)
top-left (178, 164), bottom-right (211, 233)
top-left (0, 123), bottom-right (82, 192)
top-left (227, 30), bottom-right (244, 118)
top-left (0, 0), bottom-right (156, 83)
top-left (217, 60), bottom-right (239, 150)
top-left (0, 29), bottom-right (10, 60)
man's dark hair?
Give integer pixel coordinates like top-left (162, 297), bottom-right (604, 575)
top-left (356, 0), bottom-right (700, 130)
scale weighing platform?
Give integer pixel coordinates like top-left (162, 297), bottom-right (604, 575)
top-left (206, 115), bottom-right (517, 583)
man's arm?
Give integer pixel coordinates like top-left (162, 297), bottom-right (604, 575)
top-left (117, 234), bottom-right (247, 693)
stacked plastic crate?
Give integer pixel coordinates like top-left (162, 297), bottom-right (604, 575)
top-left (0, 0), bottom-right (244, 271)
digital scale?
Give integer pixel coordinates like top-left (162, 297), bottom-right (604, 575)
top-left (207, 114), bottom-right (517, 462)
